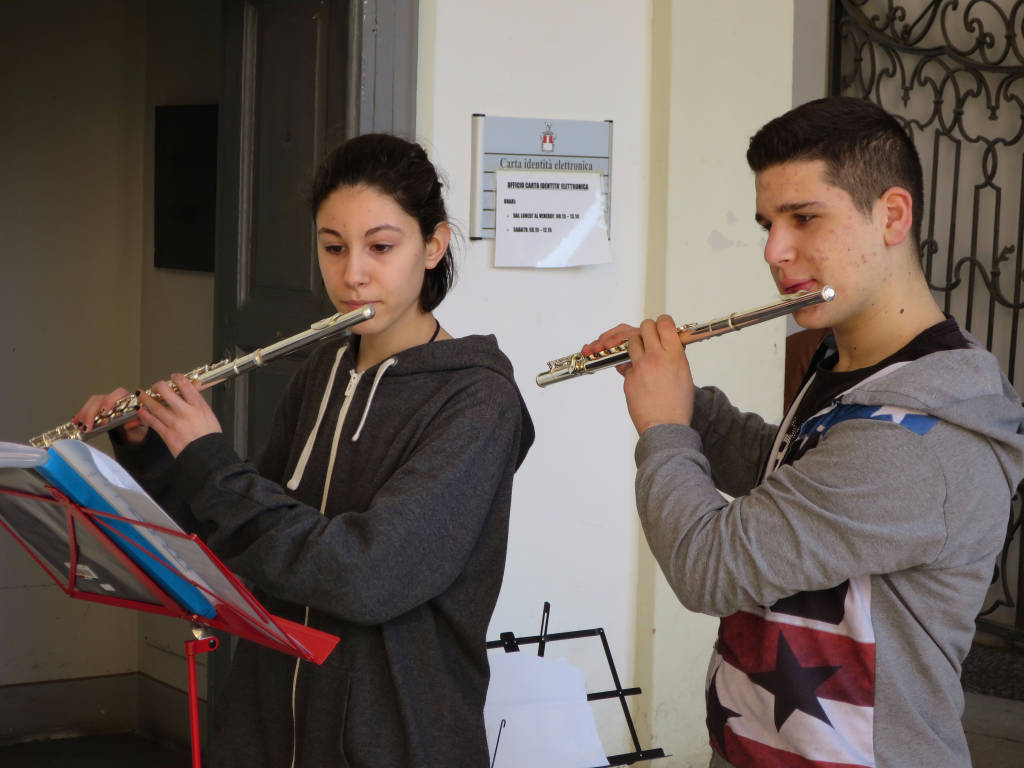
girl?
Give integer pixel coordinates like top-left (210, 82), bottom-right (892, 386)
top-left (76, 133), bottom-right (534, 767)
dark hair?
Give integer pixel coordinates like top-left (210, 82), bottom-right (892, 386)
top-left (310, 133), bottom-right (455, 312)
top-left (747, 96), bottom-right (924, 250)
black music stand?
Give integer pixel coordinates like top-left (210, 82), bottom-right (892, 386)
top-left (0, 439), bottom-right (340, 768)
top-left (486, 602), bottom-right (666, 767)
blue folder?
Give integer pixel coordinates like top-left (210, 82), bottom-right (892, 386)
top-left (35, 444), bottom-right (216, 618)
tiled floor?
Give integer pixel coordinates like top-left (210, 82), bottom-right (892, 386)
top-left (963, 690), bottom-right (1024, 768)
top-left (0, 732), bottom-right (186, 767)
top-left (0, 694), bottom-right (1020, 766)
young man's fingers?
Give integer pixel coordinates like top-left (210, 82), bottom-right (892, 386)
top-left (582, 323), bottom-right (641, 356)
top-left (638, 318), bottom-right (662, 352)
top-left (656, 315), bottom-right (680, 352)
top-left (627, 323), bottom-right (652, 364)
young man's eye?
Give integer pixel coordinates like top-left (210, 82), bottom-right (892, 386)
top-left (795, 214), bottom-right (815, 224)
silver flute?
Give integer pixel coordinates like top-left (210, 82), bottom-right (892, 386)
top-left (536, 286), bottom-right (835, 387)
top-left (30, 305), bottom-right (375, 448)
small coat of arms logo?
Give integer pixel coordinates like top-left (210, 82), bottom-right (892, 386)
top-left (541, 122), bottom-right (555, 152)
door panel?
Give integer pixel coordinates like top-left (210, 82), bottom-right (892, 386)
top-left (216, 0), bottom-right (418, 459)
top-left (215, 0), bottom-right (346, 460)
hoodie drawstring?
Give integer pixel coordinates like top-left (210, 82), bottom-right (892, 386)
top-left (286, 352), bottom-right (397, 768)
top-left (286, 344), bottom-right (347, 491)
top-left (318, 358), bottom-right (396, 511)
top-left (352, 358), bottom-right (397, 441)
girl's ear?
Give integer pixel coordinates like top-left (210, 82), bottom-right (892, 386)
top-left (425, 222), bottom-right (451, 270)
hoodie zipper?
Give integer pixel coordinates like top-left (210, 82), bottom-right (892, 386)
top-left (290, 368), bottom-right (363, 768)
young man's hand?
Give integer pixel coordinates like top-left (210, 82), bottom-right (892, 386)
top-left (623, 315), bottom-right (695, 435)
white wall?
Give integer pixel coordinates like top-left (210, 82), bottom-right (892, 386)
top-left (418, 1), bottom-right (795, 764)
top-left (418, 0), bottom-right (651, 755)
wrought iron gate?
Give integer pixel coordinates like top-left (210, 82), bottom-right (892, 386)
top-left (831, 0), bottom-right (1024, 645)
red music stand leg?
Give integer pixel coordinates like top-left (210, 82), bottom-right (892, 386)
top-left (185, 631), bottom-right (219, 768)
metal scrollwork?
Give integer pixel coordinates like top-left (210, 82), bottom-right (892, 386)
top-left (833, 0), bottom-right (1024, 642)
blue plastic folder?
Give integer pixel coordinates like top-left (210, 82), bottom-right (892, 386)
top-left (33, 442), bottom-right (216, 618)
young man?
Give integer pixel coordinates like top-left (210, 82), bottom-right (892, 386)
top-left (585, 97), bottom-right (1024, 767)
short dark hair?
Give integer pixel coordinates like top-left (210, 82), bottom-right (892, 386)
top-left (310, 133), bottom-right (455, 312)
top-left (747, 96), bottom-right (924, 250)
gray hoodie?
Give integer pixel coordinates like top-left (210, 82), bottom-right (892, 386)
top-left (635, 340), bottom-right (1024, 768)
top-left (117, 333), bottom-right (534, 768)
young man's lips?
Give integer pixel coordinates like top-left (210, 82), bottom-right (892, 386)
top-left (782, 280), bottom-right (816, 294)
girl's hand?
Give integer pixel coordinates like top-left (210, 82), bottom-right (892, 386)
top-left (74, 388), bottom-right (149, 446)
top-left (135, 373), bottom-right (222, 458)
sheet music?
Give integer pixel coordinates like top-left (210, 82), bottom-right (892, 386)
top-left (0, 439), bottom-right (337, 662)
top-left (0, 441), bottom-right (48, 467)
top-left (46, 440), bottom-right (293, 646)
top-left (0, 463), bottom-right (161, 604)
top-left (484, 652), bottom-right (607, 768)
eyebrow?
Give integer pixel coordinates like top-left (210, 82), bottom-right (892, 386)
top-left (316, 223), bottom-right (404, 238)
top-left (754, 200), bottom-right (825, 227)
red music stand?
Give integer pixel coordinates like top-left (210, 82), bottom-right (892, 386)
top-left (0, 448), bottom-right (340, 768)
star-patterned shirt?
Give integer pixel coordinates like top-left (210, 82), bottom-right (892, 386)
top-left (707, 319), bottom-right (970, 767)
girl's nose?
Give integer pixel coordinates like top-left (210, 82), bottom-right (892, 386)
top-left (343, 252), bottom-right (369, 287)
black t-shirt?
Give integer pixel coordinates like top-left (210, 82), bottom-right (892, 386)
top-left (788, 317), bottom-right (970, 438)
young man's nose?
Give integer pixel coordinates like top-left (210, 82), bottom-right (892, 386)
top-left (763, 228), bottom-right (795, 266)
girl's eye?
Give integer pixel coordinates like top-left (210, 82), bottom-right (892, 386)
top-left (371, 243), bottom-right (393, 254)
top-left (323, 244), bottom-right (345, 255)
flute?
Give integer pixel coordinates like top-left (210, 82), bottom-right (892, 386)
top-left (30, 305), bottom-right (375, 448)
top-left (536, 286), bottom-right (835, 387)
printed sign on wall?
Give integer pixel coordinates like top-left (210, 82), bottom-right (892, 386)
top-left (493, 170), bottom-right (611, 268)
top-left (470, 115), bottom-right (613, 244)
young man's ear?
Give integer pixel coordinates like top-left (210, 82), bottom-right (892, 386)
top-left (425, 222), bottom-right (451, 270)
top-left (880, 186), bottom-right (914, 247)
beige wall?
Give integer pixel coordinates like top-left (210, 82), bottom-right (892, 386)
top-left (135, 0), bottom-right (218, 700)
top-left (0, 0), bottom-right (146, 688)
top-left (645, 3), bottom-right (795, 763)
top-left (0, 0), bottom-right (216, 711)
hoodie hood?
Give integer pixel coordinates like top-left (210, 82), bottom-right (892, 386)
top-left (352, 333), bottom-right (535, 469)
top-left (286, 333), bottom-right (535, 498)
top-left (841, 345), bottom-right (1024, 489)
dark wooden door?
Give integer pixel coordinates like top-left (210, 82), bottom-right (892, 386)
top-left (209, 0), bottom-right (418, 732)
top-left (215, 0), bottom-right (420, 459)
top-left (214, 0), bottom-right (347, 461)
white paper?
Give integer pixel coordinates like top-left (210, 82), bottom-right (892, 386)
top-left (484, 652), bottom-right (607, 768)
top-left (494, 170), bottom-right (612, 268)
top-left (0, 441), bottom-right (48, 468)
